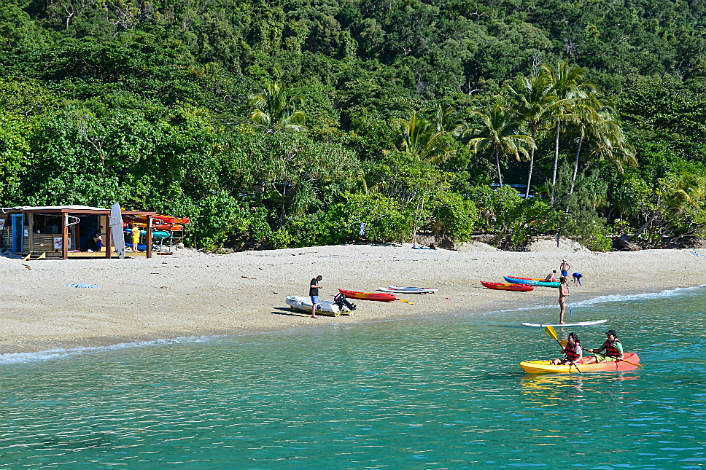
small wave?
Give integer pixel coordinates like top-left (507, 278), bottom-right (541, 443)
top-left (0, 335), bottom-right (222, 365)
top-left (492, 284), bottom-right (706, 314)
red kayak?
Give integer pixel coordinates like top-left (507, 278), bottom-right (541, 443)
top-left (338, 289), bottom-right (397, 302)
top-left (481, 281), bottom-right (534, 292)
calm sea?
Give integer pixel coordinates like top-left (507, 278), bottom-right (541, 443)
top-left (1, 286), bottom-right (705, 469)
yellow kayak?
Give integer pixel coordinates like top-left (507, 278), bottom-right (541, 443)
top-left (520, 353), bottom-right (641, 374)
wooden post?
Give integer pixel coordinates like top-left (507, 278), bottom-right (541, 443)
top-left (62, 212), bottom-right (68, 260)
top-left (106, 216), bottom-right (112, 259)
top-left (28, 213), bottom-right (34, 253)
top-left (146, 215), bottom-right (153, 259)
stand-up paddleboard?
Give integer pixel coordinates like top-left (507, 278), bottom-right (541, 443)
top-left (521, 319), bottom-right (607, 328)
top-left (109, 203), bottom-right (125, 258)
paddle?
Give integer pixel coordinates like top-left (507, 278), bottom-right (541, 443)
top-left (585, 346), bottom-right (643, 368)
top-left (398, 298), bottom-right (414, 305)
top-left (545, 326), bottom-right (581, 373)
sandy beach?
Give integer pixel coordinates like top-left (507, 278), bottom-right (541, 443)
top-left (2, 240), bottom-right (705, 354)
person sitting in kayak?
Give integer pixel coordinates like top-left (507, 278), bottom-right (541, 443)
top-left (584, 329), bottom-right (624, 363)
top-left (545, 270), bottom-right (558, 282)
top-left (552, 332), bottom-right (582, 365)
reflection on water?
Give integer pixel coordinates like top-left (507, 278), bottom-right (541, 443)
top-left (0, 287), bottom-right (704, 469)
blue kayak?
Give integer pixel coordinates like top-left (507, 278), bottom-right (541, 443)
top-left (504, 276), bottom-right (560, 288)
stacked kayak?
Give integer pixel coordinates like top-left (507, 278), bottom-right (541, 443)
top-left (504, 276), bottom-right (560, 288)
top-left (286, 296), bottom-right (351, 317)
top-left (481, 281), bottom-right (534, 292)
top-left (520, 353), bottom-right (641, 374)
top-left (338, 289), bottom-right (397, 302)
top-left (377, 286), bottom-right (437, 294)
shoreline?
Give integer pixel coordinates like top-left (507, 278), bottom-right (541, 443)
top-left (2, 243), bottom-right (705, 356)
top-left (2, 282), bottom-right (704, 364)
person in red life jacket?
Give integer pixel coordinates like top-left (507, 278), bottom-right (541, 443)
top-left (552, 332), bottom-right (583, 365)
top-left (583, 329), bottom-right (624, 364)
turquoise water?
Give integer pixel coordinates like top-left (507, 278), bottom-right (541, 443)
top-left (1, 286), bottom-right (705, 469)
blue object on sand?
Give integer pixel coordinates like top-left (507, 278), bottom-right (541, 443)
top-left (66, 283), bottom-right (99, 288)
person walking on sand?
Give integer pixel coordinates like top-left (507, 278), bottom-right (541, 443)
top-left (309, 275), bottom-right (323, 318)
top-left (560, 259), bottom-right (570, 278)
top-left (558, 276), bottom-right (570, 324)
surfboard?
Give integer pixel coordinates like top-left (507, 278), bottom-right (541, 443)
top-left (521, 319), bottom-right (607, 328)
top-left (109, 203), bottom-right (125, 258)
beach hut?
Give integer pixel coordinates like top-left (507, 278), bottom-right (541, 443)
top-left (0, 206), bottom-right (157, 259)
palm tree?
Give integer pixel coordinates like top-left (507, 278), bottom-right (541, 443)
top-left (392, 110), bottom-right (451, 162)
top-left (568, 91), bottom-right (605, 196)
top-left (464, 101), bottom-right (535, 187)
top-left (588, 115), bottom-right (636, 175)
top-left (249, 82), bottom-right (307, 133)
top-left (506, 72), bottom-right (554, 198)
top-left (391, 110), bottom-right (452, 243)
top-left (542, 61), bottom-right (595, 205)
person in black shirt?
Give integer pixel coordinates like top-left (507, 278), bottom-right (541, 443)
top-left (309, 275), bottom-right (323, 318)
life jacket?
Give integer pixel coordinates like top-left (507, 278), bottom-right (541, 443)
top-left (564, 341), bottom-right (581, 361)
top-left (604, 338), bottom-right (621, 357)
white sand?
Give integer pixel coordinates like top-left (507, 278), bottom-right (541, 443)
top-left (2, 243), bottom-right (705, 353)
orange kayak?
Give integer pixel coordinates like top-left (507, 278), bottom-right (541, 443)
top-left (338, 289), bottom-right (397, 302)
top-left (481, 281), bottom-right (534, 292)
top-left (520, 353), bottom-right (641, 374)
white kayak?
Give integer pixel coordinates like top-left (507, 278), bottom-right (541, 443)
top-left (377, 286), bottom-right (438, 294)
top-left (521, 319), bottom-right (608, 328)
top-left (285, 296), bottom-right (351, 317)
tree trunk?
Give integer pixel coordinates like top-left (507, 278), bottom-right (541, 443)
top-left (495, 147), bottom-right (503, 187)
top-left (525, 127), bottom-right (536, 198)
top-left (550, 120), bottom-right (561, 205)
top-left (569, 134), bottom-right (583, 196)
top-left (412, 195), bottom-right (426, 243)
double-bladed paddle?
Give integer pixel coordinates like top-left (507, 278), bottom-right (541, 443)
top-left (545, 325), bottom-right (581, 373)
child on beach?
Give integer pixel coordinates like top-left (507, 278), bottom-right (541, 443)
top-left (545, 270), bottom-right (558, 282)
top-left (131, 226), bottom-right (140, 251)
top-left (558, 276), bottom-right (570, 324)
top-left (572, 272), bottom-right (582, 287)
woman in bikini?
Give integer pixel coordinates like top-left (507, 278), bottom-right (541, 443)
top-left (558, 276), bottom-right (570, 324)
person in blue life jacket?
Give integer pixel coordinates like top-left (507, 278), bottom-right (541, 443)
top-left (552, 332), bottom-right (583, 365)
top-left (583, 329), bottom-right (624, 364)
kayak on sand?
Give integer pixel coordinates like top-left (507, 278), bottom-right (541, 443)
top-left (481, 281), bottom-right (534, 292)
top-left (505, 276), bottom-right (560, 288)
top-left (520, 352), bottom-right (641, 374)
top-left (338, 289), bottom-right (397, 302)
top-left (377, 286), bottom-right (437, 294)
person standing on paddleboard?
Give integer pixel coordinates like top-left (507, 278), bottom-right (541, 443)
top-left (309, 275), bottom-right (323, 319)
top-left (558, 276), bottom-right (570, 324)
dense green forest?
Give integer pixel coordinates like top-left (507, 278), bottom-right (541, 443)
top-left (1, 0), bottom-right (704, 251)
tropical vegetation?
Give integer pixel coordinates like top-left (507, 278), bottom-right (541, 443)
top-left (0, 0), bottom-right (704, 252)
